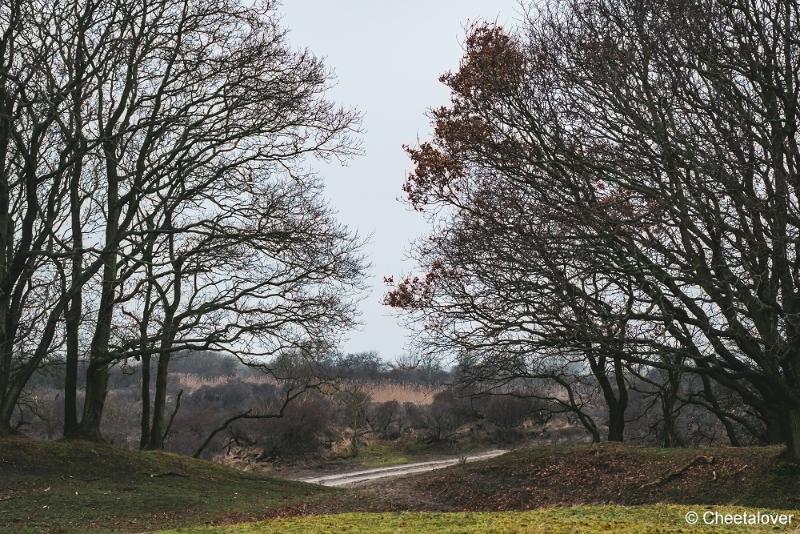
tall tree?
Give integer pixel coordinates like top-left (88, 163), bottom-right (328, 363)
top-left (0, 0), bottom-right (365, 440)
top-left (389, 0), bottom-right (800, 457)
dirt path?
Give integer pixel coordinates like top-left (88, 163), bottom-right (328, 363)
top-left (298, 449), bottom-right (508, 487)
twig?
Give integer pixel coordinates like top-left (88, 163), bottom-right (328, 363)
top-left (161, 389), bottom-right (183, 444)
top-left (639, 455), bottom-right (715, 490)
top-left (149, 471), bottom-right (188, 478)
top-left (192, 385), bottom-right (310, 458)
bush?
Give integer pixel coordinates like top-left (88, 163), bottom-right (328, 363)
top-left (484, 396), bottom-right (540, 429)
top-left (253, 393), bottom-right (334, 458)
top-left (415, 390), bottom-right (477, 442)
top-left (369, 400), bottom-right (401, 439)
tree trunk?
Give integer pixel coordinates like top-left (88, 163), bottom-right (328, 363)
top-left (63, 271), bottom-right (82, 438)
top-left (146, 353), bottom-right (171, 450)
top-left (699, 375), bottom-right (740, 446)
top-left (63, 196), bottom-right (83, 438)
top-left (591, 353), bottom-right (628, 442)
top-left (575, 410), bottom-right (601, 443)
top-left (148, 215), bottom-right (180, 451)
top-left (0, 345), bottom-right (12, 434)
top-left (63, 308), bottom-right (80, 437)
top-left (139, 353), bottom-right (151, 449)
top-left (0, 312), bottom-right (62, 436)
top-left (0, 318), bottom-right (11, 434)
top-left (0, 399), bottom-right (15, 436)
top-left (78, 361), bottom-right (109, 441)
top-left (63, 36), bottom-right (86, 439)
top-left (608, 356), bottom-right (628, 442)
top-left (76, 137), bottom-right (121, 442)
top-left (763, 414), bottom-right (784, 445)
top-left (0, 373), bottom-right (27, 435)
top-left (780, 406), bottom-right (800, 461)
top-left (607, 400), bottom-right (625, 442)
top-left (661, 389), bottom-right (680, 447)
top-left (0, 420), bottom-right (13, 436)
top-left (136, 228), bottom-right (155, 449)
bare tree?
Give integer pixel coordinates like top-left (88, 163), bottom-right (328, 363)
top-left (387, 139), bottom-right (638, 442)
top-left (0, 0), bottom-right (91, 433)
top-left (389, 0), bottom-right (800, 458)
top-left (120, 177), bottom-right (364, 449)
top-left (0, 0), bottom-right (365, 442)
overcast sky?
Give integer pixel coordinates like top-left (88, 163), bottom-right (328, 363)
top-left (280, 1), bottom-right (522, 359)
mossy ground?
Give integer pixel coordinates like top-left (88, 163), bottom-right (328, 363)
top-left (0, 436), bottom-right (330, 533)
top-left (157, 505), bottom-right (798, 533)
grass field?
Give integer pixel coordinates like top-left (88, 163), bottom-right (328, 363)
top-left (157, 506), bottom-right (798, 533)
top-left (0, 436), bottom-right (330, 533)
top-left (2, 436), bottom-right (799, 533)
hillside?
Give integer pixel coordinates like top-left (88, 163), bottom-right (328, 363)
top-left (363, 443), bottom-right (800, 511)
top-left (152, 443), bottom-right (800, 532)
top-left (2, 439), bottom-right (799, 532)
top-left (266, 443), bottom-right (800, 519)
top-left (0, 436), bottom-right (329, 533)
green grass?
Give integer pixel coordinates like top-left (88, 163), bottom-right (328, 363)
top-left (3, 437), bottom-right (798, 533)
top-left (325, 439), bottom-right (490, 469)
top-left (0, 436), bottom-right (331, 533)
top-left (157, 505), bottom-right (798, 533)
top-left (341, 442), bottom-right (414, 468)
top-left (354, 440), bottom-right (468, 468)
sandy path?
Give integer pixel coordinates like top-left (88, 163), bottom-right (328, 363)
top-left (299, 449), bottom-right (508, 487)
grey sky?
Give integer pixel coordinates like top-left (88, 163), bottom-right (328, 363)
top-left (280, 1), bottom-right (521, 359)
